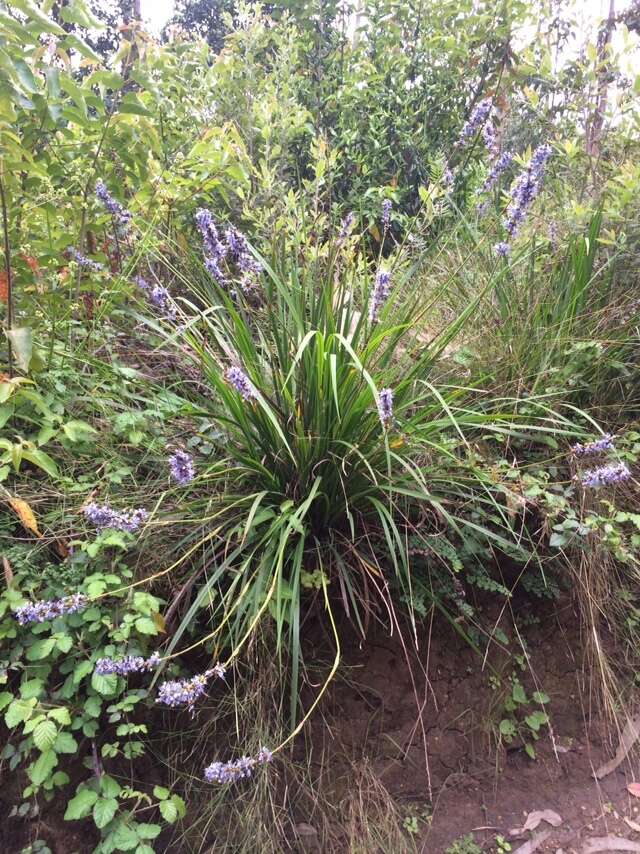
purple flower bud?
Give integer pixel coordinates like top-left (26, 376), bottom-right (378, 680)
top-left (95, 180), bottom-right (132, 228)
top-left (338, 212), bottom-right (356, 241)
top-left (381, 200), bottom-right (392, 228)
top-left (15, 593), bottom-right (88, 626)
top-left (95, 651), bottom-right (161, 676)
top-left (494, 242), bottom-right (511, 257)
top-left (480, 150), bottom-right (513, 194)
top-left (204, 745), bottom-right (272, 784)
top-left (581, 462), bottom-right (631, 488)
top-left (225, 366), bottom-right (257, 401)
top-left (157, 664), bottom-right (226, 713)
top-left (84, 502), bottom-right (148, 534)
top-left (169, 450), bottom-right (195, 485)
top-left (69, 248), bottom-right (103, 272)
top-left (572, 434), bottom-right (614, 456)
top-left (377, 388), bottom-right (394, 429)
top-left (369, 270), bottom-right (392, 323)
top-left (457, 98), bottom-right (492, 147)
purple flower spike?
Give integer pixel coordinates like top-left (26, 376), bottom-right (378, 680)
top-left (581, 462), bottom-right (631, 489)
top-left (381, 200), bottom-right (392, 229)
top-left (378, 388), bottom-right (394, 429)
top-left (572, 434), bottom-right (614, 457)
top-left (369, 270), bottom-right (392, 323)
top-left (504, 143), bottom-right (552, 239)
top-left (69, 248), bottom-right (103, 272)
top-left (338, 211), bottom-right (356, 241)
top-left (494, 242), bottom-right (511, 258)
top-left (95, 651), bottom-right (161, 677)
top-left (15, 593), bottom-right (88, 626)
top-left (480, 150), bottom-right (513, 194)
top-left (204, 745), bottom-right (272, 784)
top-left (84, 502), bottom-right (148, 534)
top-left (95, 180), bottom-right (132, 228)
top-left (157, 664), bottom-right (226, 713)
top-left (169, 450), bottom-right (195, 485)
top-left (457, 98), bottom-right (492, 147)
top-left (225, 366), bottom-right (257, 401)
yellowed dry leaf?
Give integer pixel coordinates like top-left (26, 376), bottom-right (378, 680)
top-left (8, 497), bottom-right (42, 538)
top-left (3, 556), bottom-right (14, 587)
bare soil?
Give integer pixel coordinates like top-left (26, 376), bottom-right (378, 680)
top-left (302, 597), bottom-right (640, 853)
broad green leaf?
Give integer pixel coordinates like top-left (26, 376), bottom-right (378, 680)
top-left (5, 697), bottom-right (36, 727)
top-left (159, 799), bottom-right (178, 823)
top-left (7, 0), bottom-right (65, 35)
top-left (26, 637), bottom-right (57, 661)
top-left (0, 691), bottom-right (13, 711)
top-left (13, 59), bottom-right (39, 94)
top-left (20, 678), bottom-right (44, 699)
top-left (100, 775), bottom-right (122, 798)
top-left (136, 823), bottom-right (162, 840)
top-left (111, 824), bottom-right (139, 850)
top-left (91, 671), bottom-right (118, 695)
top-left (84, 695), bottom-right (102, 717)
top-left (28, 748), bottom-right (58, 785)
top-left (93, 797), bottom-right (119, 829)
top-left (134, 617), bottom-right (157, 635)
top-left (21, 448), bottom-right (60, 478)
top-left (49, 707), bottom-right (71, 725)
top-left (33, 719), bottom-right (57, 752)
top-left (153, 786), bottom-right (169, 800)
top-left (54, 731), bottom-right (78, 753)
top-left (64, 787), bottom-right (98, 820)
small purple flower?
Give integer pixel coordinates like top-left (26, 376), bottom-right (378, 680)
top-left (204, 255), bottom-right (228, 286)
top-left (581, 462), bottom-right (631, 489)
top-left (226, 226), bottom-right (261, 276)
top-left (504, 143), bottom-right (553, 239)
top-left (369, 270), bottom-right (392, 323)
top-left (95, 180), bottom-right (132, 228)
top-left (572, 434), bottom-right (614, 456)
top-left (195, 209), bottom-right (227, 263)
top-left (225, 366), bottom-right (257, 401)
top-left (15, 593), bottom-right (88, 626)
top-left (169, 450), bottom-right (195, 485)
top-left (84, 502), bottom-right (148, 534)
top-left (381, 200), bottom-right (392, 229)
top-left (157, 664), bottom-right (226, 713)
top-left (442, 168), bottom-right (454, 191)
top-left (338, 212), bottom-right (356, 241)
top-left (204, 746), bottom-right (272, 784)
top-left (69, 248), bottom-right (103, 272)
top-left (457, 98), bottom-right (492, 147)
top-left (95, 651), bottom-right (161, 676)
top-left (149, 284), bottom-right (177, 321)
top-left (482, 122), bottom-right (498, 157)
top-left (480, 150), bottom-right (513, 194)
top-left (494, 242), bottom-right (511, 258)
top-left (378, 388), bottom-right (394, 429)
top-left (257, 746), bottom-right (273, 764)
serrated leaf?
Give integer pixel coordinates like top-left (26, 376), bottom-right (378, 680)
top-left (19, 678), bottom-right (44, 699)
top-left (54, 731), bottom-right (77, 753)
top-left (64, 787), bottom-right (98, 820)
top-left (33, 719), bottom-right (57, 751)
top-left (84, 695), bottom-right (102, 717)
top-left (100, 775), bottom-right (122, 798)
top-left (0, 691), bottom-right (13, 711)
top-left (5, 697), bottom-right (36, 727)
top-left (26, 637), bottom-right (56, 661)
top-left (91, 671), bottom-right (118, 695)
top-left (111, 824), bottom-right (139, 850)
top-left (135, 617), bottom-right (157, 635)
top-left (93, 797), bottom-right (119, 829)
top-left (159, 799), bottom-right (178, 824)
top-left (49, 707), bottom-right (71, 725)
top-left (153, 786), bottom-right (169, 800)
top-left (136, 823), bottom-right (161, 839)
top-left (28, 748), bottom-right (58, 785)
